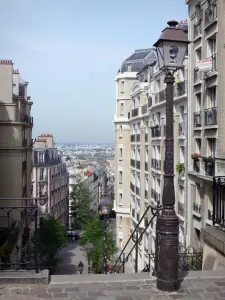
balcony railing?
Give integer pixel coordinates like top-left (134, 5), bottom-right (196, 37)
top-left (194, 67), bottom-right (201, 82)
top-left (130, 159), bottom-right (135, 167)
top-left (145, 133), bottom-right (148, 143)
top-left (151, 158), bottom-right (161, 171)
top-left (130, 134), bottom-right (135, 142)
top-left (145, 162), bottom-right (148, 171)
top-left (131, 108), bottom-right (139, 117)
top-left (204, 107), bottom-right (217, 126)
top-left (145, 190), bottom-right (148, 199)
top-left (193, 159), bottom-right (200, 172)
top-left (159, 90), bottom-right (165, 102)
top-left (21, 113), bottom-right (33, 125)
top-left (205, 160), bottom-right (215, 176)
top-left (194, 112), bottom-right (201, 127)
top-left (205, 1), bottom-right (217, 27)
top-left (193, 203), bottom-right (201, 214)
top-left (194, 19), bottom-right (202, 38)
top-left (142, 104), bottom-right (148, 115)
top-left (213, 176), bottom-right (225, 229)
top-left (136, 161), bottom-right (140, 170)
top-left (178, 202), bottom-right (184, 217)
top-left (205, 54), bottom-right (217, 75)
top-left (178, 122), bottom-right (185, 136)
top-left (174, 81), bottom-right (186, 98)
top-left (151, 125), bottom-right (161, 138)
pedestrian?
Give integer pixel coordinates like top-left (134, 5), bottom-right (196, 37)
top-left (78, 261), bottom-right (84, 274)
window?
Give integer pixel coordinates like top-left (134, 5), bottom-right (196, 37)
top-left (121, 81), bottom-right (124, 93)
top-left (119, 148), bottom-right (123, 160)
top-left (207, 87), bottom-right (216, 108)
top-left (207, 138), bottom-right (216, 157)
top-left (119, 171), bottom-right (123, 183)
top-left (119, 193), bottom-right (122, 204)
top-left (119, 216), bottom-right (122, 227)
top-left (196, 94), bottom-right (201, 110)
top-left (120, 102), bottom-right (124, 115)
top-left (208, 36), bottom-right (216, 57)
top-left (38, 152), bottom-right (44, 163)
top-left (119, 125), bottom-right (122, 137)
top-left (196, 139), bottom-right (201, 154)
top-left (39, 168), bottom-right (44, 181)
top-left (196, 48), bottom-right (201, 65)
top-left (127, 63), bottom-right (132, 72)
top-left (180, 146), bottom-right (185, 164)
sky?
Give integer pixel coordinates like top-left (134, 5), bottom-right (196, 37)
top-left (0, 0), bottom-right (187, 143)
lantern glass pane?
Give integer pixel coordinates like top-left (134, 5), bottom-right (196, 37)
top-left (156, 41), bottom-right (164, 69)
top-left (162, 41), bottom-right (187, 70)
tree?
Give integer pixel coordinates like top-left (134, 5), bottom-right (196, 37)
top-left (70, 175), bottom-right (94, 230)
top-left (80, 217), bottom-right (117, 273)
top-left (36, 215), bottom-right (67, 272)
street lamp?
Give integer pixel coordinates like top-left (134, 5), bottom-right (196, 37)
top-left (153, 20), bottom-right (190, 292)
top-left (85, 240), bottom-right (93, 274)
top-left (99, 205), bottom-right (109, 274)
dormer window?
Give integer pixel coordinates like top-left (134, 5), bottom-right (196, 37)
top-left (127, 63), bottom-right (132, 72)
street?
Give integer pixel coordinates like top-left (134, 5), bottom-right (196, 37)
top-left (55, 240), bottom-right (89, 275)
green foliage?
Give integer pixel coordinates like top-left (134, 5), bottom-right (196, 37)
top-left (176, 163), bottom-right (185, 173)
top-left (36, 215), bottom-right (67, 271)
top-left (80, 217), bottom-right (117, 273)
top-left (70, 175), bottom-right (93, 230)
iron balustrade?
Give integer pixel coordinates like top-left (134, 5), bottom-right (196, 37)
top-left (194, 19), bottom-right (202, 38)
top-left (193, 203), bottom-right (201, 214)
top-left (204, 54), bottom-right (217, 75)
top-left (213, 176), bottom-right (225, 229)
top-left (131, 108), bottom-right (139, 117)
top-left (113, 202), bottom-right (162, 273)
top-left (159, 90), bottom-right (165, 102)
top-left (174, 81), bottom-right (186, 98)
top-left (142, 104), bottom-right (148, 114)
top-left (205, 160), bottom-right (215, 176)
top-left (205, 107), bottom-right (217, 126)
top-left (178, 122), bottom-right (185, 136)
top-left (145, 162), bottom-right (148, 171)
top-left (205, 1), bottom-right (217, 27)
top-left (194, 112), bottom-right (201, 127)
top-left (136, 161), bottom-right (140, 170)
top-left (194, 67), bottom-right (201, 82)
top-left (193, 159), bottom-right (200, 172)
top-left (151, 125), bottom-right (161, 137)
top-left (178, 202), bottom-right (184, 217)
top-left (208, 209), bottom-right (213, 221)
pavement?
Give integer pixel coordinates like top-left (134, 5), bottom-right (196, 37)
top-left (55, 240), bottom-right (89, 275)
top-left (1, 272), bottom-right (225, 299)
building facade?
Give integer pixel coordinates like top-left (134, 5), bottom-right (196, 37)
top-left (186, 0), bottom-right (225, 269)
top-left (32, 134), bottom-right (69, 227)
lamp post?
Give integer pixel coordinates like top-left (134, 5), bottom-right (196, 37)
top-left (153, 20), bottom-right (190, 292)
top-left (99, 205), bottom-right (109, 274)
top-left (85, 240), bottom-right (93, 274)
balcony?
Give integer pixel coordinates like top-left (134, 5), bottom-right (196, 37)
top-left (136, 161), bottom-right (140, 170)
top-left (205, 1), bottom-right (217, 27)
top-left (193, 203), bottom-right (201, 214)
top-left (205, 160), bottom-right (215, 176)
top-left (136, 134), bottom-right (140, 142)
top-left (130, 135), bottom-right (135, 142)
top-left (22, 161), bottom-right (27, 172)
top-left (145, 162), bottom-right (148, 171)
top-left (194, 68), bottom-right (201, 82)
top-left (204, 107), bottom-right (217, 126)
top-left (159, 90), bottom-right (165, 102)
top-left (178, 202), bottom-right (184, 217)
top-left (21, 113), bottom-right (33, 125)
top-left (194, 19), bottom-right (202, 39)
top-left (174, 81), bottom-right (186, 98)
top-left (213, 176), bottom-right (225, 229)
top-left (151, 125), bottom-right (161, 138)
top-left (205, 54), bottom-right (217, 75)
top-left (194, 112), bottom-right (201, 127)
top-left (148, 97), bottom-right (152, 107)
top-left (145, 133), bottom-right (148, 143)
top-left (141, 104), bottom-right (148, 115)
top-left (131, 108), bottom-right (139, 118)
top-left (130, 159), bottom-right (135, 167)
top-left (151, 158), bottom-right (161, 171)
top-left (145, 190), bottom-right (148, 199)
top-left (193, 159), bottom-right (200, 172)
top-left (178, 122), bottom-right (185, 136)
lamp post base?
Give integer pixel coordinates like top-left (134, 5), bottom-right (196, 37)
top-left (156, 208), bottom-right (180, 292)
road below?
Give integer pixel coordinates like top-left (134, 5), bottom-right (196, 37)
top-left (55, 240), bottom-right (89, 275)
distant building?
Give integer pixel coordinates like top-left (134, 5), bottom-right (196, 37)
top-left (32, 134), bottom-right (69, 227)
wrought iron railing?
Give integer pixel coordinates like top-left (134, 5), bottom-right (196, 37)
top-left (213, 176), bottom-right (225, 229)
top-left (151, 125), bottom-right (161, 138)
top-left (131, 108), bottom-right (139, 117)
top-left (204, 54), bottom-right (217, 75)
top-left (193, 203), bottom-right (201, 214)
top-left (178, 122), bottom-right (185, 136)
top-left (194, 112), bottom-right (201, 127)
top-left (205, 107), bottom-right (217, 126)
top-left (194, 19), bottom-right (202, 38)
top-left (174, 81), bottom-right (186, 98)
top-left (205, 160), bottom-right (215, 176)
top-left (205, 1), bottom-right (217, 27)
top-left (113, 203), bottom-right (162, 273)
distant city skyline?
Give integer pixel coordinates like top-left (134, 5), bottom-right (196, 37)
top-left (1, 0), bottom-right (187, 142)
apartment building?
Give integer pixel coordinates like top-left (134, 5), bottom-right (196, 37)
top-left (32, 134), bottom-right (69, 227)
top-left (186, 0), bottom-right (225, 269)
top-left (0, 60), bottom-right (33, 222)
top-left (114, 49), bottom-right (157, 270)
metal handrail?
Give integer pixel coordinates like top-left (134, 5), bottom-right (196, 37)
top-left (113, 202), bottom-right (162, 273)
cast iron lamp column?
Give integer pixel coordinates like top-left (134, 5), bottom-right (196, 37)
top-left (153, 20), bottom-right (190, 292)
